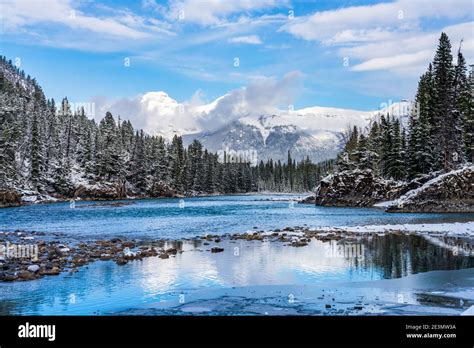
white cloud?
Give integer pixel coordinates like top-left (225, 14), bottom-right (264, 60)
top-left (93, 71), bottom-right (304, 137)
top-left (166, 0), bottom-right (288, 25)
top-left (351, 50), bottom-right (433, 72)
top-left (196, 70), bottom-right (303, 131)
top-left (280, 0), bottom-right (472, 43)
top-left (344, 22), bottom-right (474, 72)
top-left (279, 0), bottom-right (473, 75)
top-left (0, 0), bottom-right (150, 39)
top-left (0, 0), bottom-right (176, 52)
top-left (228, 35), bottom-right (262, 45)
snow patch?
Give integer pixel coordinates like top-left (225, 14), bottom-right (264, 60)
top-left (319, 222), bottom-right (474, 237)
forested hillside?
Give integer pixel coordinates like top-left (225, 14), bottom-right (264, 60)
top-left (0, 56), bottom-right (333, 206)
top-left (315, 33), bottom-right (473, 209)
top-left (337, 33), bottom-right (472, 178)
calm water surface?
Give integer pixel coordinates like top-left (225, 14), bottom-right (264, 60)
top-left (0, 234), bottom-right (473, 315)
top-left (1, 195), bottom-right (473, 239)
top-left (1, 195), bottom-right (473, 315)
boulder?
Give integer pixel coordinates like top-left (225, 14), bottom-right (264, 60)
top-left (0, 188), bottom-right (21, 208)
top-left (148, 181), bottom-right (176, 198)
top-left (298, 195), bottom-right (316, 204)
top-left (165, 248), bottom-right (177, 255)
top-left (18, 270), bottom-right (36, 280)
top-left (27, 265), bottom-right (40, 273)
top-left (74, 182), bottom-right (125, 200)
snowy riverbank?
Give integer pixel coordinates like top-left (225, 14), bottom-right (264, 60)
top-left (316, 221), bottom-right (474, 237)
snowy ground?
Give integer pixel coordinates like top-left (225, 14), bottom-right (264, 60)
top-left (317, 221), bottom-right (474, 237)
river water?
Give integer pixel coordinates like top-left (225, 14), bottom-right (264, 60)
top-left (1, 195), bottom-right (473, 239)
top-left (1, 195), bottom-right (473, 315)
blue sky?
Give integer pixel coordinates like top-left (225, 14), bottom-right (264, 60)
top-left (1, 0), bottom-right (473, 115)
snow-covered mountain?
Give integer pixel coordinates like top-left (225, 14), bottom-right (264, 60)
top-left (98, 90), bottom-right (413, 164)
top-left (181, 101), bottom-right (412, 163)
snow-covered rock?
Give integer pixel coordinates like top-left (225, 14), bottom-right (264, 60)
top-left (314, 169), bottom-right (408, 207)
top-left (386, 166), bottom-right (474, 213)
top-left (27, 265), bottom-right (40, 273)
top-left (74, 182), bottom-right (125, 200)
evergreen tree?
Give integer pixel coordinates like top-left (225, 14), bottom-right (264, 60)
top-left (432, 32), bottom-right (457, 171)
top-left (129, 130), bottom-right (147, 192)
top-left (30, 108), bottom-right (44, 190)
top-left (388, 119), bottom-right (405, 180)
top-left (97, 112), bottom-right (120, 180)
top-left (168, 135), bottom-right (185, 192)
top-left (453, 49), bottom-right (473, 163)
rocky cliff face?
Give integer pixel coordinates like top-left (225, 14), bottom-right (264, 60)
top-left (313, 169), bottom-right (440, 207)
top-left (386, 166), bottom-right (474, 213)
top-left (313, 166), bottom-right (473, 212)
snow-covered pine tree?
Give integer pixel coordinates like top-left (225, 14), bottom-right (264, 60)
top-left (129, 130), bottom-right (147, 193)
top-left (467, 64), bottom-right (474, 163)
top-left (407, 69), bottom-right (435, 178)
top-left (30, 106), bottom-right (45, 190)
top-left (97, 111), bottom-right (120, 181)
top-left (187, 139), bottom-right (203, 193)
top-left (336, 125), bottom-right (358, 171)
top-left (168, 135), bottom-right (185, 192)
top-left (388, 118), bottom-right (405, 180)
top-left (432, 32), bottom-right (459, 172)
top-left (379, 114), bottom-right (393, 178)
top-left (453, 49), bottom-right (473, 163)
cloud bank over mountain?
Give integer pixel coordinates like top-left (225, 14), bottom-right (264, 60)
top-left (94, 70), bottom-right (304, 137)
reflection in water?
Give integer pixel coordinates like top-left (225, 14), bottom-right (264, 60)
top-left (0, 234), bottom-right (472, 315)
top-left (358, 234), bottom-right (474, 279)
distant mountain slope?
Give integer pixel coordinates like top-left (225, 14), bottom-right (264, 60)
top-left (182, 102), bottom-right (411, 163)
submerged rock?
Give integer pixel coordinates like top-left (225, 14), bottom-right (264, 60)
top-left (165, 248), bottom-right (178, 255)
top-left (2, 272), bottom-right (19, 281)
top-left (115, 258), bottom-right (128, 265)
top-left (291, 241), bottom-right (308, 247)
top-left (299, 195), bottom-right (316, 204)
top-left (18, 270), bottom-right (36, 280)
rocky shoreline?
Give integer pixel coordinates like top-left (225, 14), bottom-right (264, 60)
top-left (2, 225), bottom-right (472, 283)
